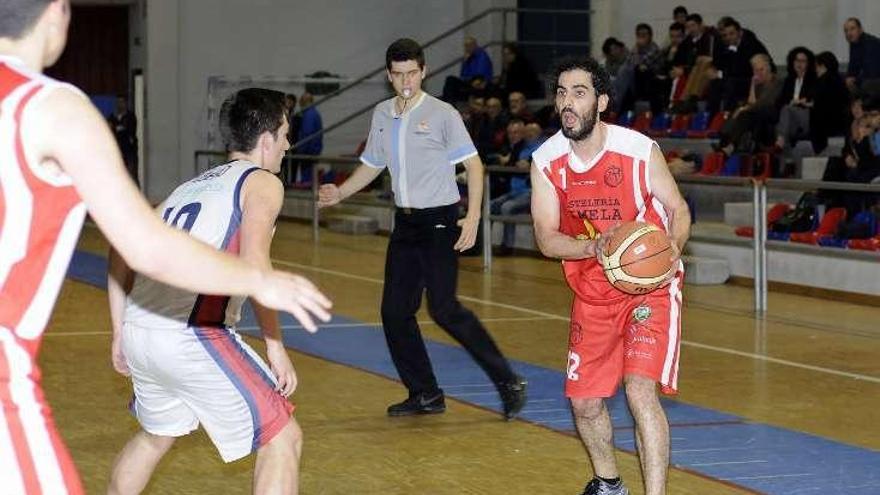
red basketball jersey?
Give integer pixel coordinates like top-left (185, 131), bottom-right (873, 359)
top-left (0, 55), bottom-right (86, 494)
top-left (533, 124), bottom-right (673, 303)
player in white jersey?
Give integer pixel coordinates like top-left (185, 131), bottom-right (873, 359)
top-left (107, 89), bottom-right (306, 494)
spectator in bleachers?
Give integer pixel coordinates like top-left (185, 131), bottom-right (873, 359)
top-left (717, 53), bottom-right (781, 155)
top-left (602, 37), bottom-right (630, 112)
top-left (810, 51), bottom-right (850, 153)
top-left (508, 91), bottom-right (535, 123)
top-left (673, 5), bottom-right (688, 26)
top-left (487, 118), bottom-right (526, 198)
top-left (821, 97), bottom-right (880, 213)
top-left (659, 22), bottom-right (689, 110)
top-left (499, 43), bottom-right (543, 99)
top-left (671, 13), bottom-right (717, 113)
top-left (293, 92), bottom-right (323, 186)
top-left (774, 47), bottom-right (817, 154)
top-left (442, 36), bottom-right (494, 102)
top-left (843, 18), bottom-right (880, 95)
top-left (463, 94), bottom-right (487, 139)
top-left (623, 23), bottom-right (664, 114)
top-left (108, 95), bottom-right (138, 184)
top-left (490, 122), bottom-right (544, 255)
top-left (710, 17), bottom-right (770, 113)
top-left (475, 96), bottom-right (508, 157)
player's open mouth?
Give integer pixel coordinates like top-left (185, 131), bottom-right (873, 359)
top-left (562, 111), bottom-right (578, 127)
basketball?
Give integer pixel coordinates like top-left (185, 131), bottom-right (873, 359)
top-left (600, 221), bottom-right (674, 295)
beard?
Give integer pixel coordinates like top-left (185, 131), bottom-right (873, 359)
top-left (560, 100), bottom-right (599, 141)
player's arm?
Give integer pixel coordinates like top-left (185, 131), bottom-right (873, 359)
top-left (454, 154), bottom-right (483, 251)
top-left (239, 171), bottom-right (299, 396)
top-left (316, 164), bottom-right (383, 208)
top-left (530, 163), bottom-right (597, 260)
top-left (28, 87), bottom-right (331, 330)
top-left (648, 144), bottom-right (691, 258)
top-left (107, 247), bottom-right (134, 376)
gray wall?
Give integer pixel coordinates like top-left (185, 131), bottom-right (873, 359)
top-left (144, 0), bottom-right (524, 200)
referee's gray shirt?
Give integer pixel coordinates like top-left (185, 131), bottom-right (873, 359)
top-left (359, 92), bottom-right (479, 208)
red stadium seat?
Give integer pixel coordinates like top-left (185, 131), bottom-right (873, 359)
top-left (789, 208), bottom-right (847, 244)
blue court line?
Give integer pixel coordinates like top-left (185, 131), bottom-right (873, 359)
top-left (66, 250), bottom-right (880, 494)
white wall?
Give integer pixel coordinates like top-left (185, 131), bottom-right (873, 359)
top-left (590, 0), bottom-right (880, 66)
top-left (145, 0), bottom-right (488, 200)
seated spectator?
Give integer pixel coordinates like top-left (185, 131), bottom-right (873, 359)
top-left (810, 51), bottom-right (850, 153)
top-left (602, 37), bottom-right (631, 112)
top-left (442, 36), bottom-right (494, 102)
top-left (671, 13), bottom-right (717, 113)
top-left (622, 23), bottom-right (664, 114)
top-left (673, 5), bottom-right (688, 25)
top-left (774, 47), bottom-right (817, 154)
top-left (843, 18), bottom-right (880, 94)
top-left (822, 97), bottom-right (880, 213)
top-left (500, 42), bottom-right (543, 99)
top-left (709, 17), bottom-right (771, 113)
top-left (718, 54), bottom-right (781, 155)
top-left (508, 91), bottom-right (534, 123)
top-left (490, 122), bottom-right (545, 255)
top-left (657, 22), bottom-right (688, 109)
top-left (462, 94), bottom-right (487, 139)
top-left (475, 96), bottom-right (508, 156)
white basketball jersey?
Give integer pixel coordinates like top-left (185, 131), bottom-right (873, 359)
top-left (124, 160), bottom-right (261, 329)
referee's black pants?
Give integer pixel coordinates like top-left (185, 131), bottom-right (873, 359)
top-left (380, 204), bottom-right (516, 396)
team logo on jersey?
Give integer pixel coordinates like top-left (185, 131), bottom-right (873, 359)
top-left (416, 120), bottom-right (431, 133)
top-left (632, 304), bottom-right (652, 323)
top-left (575, 219), bottom-right (598, 240)
top-left (569, 322), bottom-right (583, 345)
top-left (604, 165), bottom-right (623, 187)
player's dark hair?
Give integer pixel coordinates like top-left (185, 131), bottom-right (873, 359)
top-left (219, 88), bottom-right (287, 153)
top-left (0, 0), bottom-right (54, 39)
top-left (386, 38), bottom-right (425, 70)
top-left (553, 56), bottom-right (612, 100)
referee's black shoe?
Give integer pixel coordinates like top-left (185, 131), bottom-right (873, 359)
top-left (387, 391), bottom-right (446, 417)
top-left (498, 375), bottom-right (527, 420)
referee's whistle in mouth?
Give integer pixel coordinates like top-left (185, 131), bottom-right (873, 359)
top-left (402, 88), bottom-right (412, 98)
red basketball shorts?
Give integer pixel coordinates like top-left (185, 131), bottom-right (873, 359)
top-left (565, 272), bottom-right (683, 398)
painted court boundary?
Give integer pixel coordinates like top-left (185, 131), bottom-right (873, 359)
top-left (65, 251), bottom-right (880, 494)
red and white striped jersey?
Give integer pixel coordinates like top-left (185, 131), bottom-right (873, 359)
top-left (0, 55), bottom-right (86, 494)
top-left (533, 124), bottom-right (675, 303)
top-left (0, 55), bottom-right (85, 354)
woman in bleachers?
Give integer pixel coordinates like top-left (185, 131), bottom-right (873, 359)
top-left (774, 47), bottom-right (816, 154)
top-left (809, 51), bottom-right (850, 153)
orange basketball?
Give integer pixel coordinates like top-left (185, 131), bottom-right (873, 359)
top-left (601, 221), bottom-right (673, 295)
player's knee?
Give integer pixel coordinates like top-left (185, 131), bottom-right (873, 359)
top-left (381, 300), bottom-right (409, 326)
top-left (265, 418), bottom-right (302, 460)
top-left (623, 375), bottom-right (660, 408)
top-left (426, 300), bottom-right (463, 327)
top-left (140, 430), bottom-right (175, 454)
top-left (571, 397), bottom-right (605, 421)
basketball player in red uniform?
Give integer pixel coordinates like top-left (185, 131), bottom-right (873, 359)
top-left (0, 2), bottom-right (330, 493)
top-left (531, 57), bottom-right (690, 495)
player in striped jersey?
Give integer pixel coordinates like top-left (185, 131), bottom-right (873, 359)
top-left (530, 57), bottom-right (690, 495)
top-left (106, 89), bottom-right (306, 494)
top-left (0, 2), bottom-right (330, 494)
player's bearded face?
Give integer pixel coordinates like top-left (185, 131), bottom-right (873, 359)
top-left (560, 97), bottom-right (598, 141)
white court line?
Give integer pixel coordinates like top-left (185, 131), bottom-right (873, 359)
top-left (45, 331), bottom-right (111, 337)
top-left (726, 473), bottom-right (813, 481)
top-left (689, 460), bottom-right (769, 467)
top-left (270, 258), bottom-right (880, 385)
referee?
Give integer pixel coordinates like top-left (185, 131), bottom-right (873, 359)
top-left (318, 38), bottom-right (526, 420)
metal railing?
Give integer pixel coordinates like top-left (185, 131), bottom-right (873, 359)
top-left (291, 6), bottom-right (590, 152)
top-left (194, 150), bottom-right (880, 314)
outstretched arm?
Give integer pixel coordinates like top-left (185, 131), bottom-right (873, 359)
top-left (29, 87), bottom-right (331, 329)
top-left (316, 164), bottom-right (383, 208)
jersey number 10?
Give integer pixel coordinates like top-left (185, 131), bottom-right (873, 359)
top-left (163, 202), bottom-right (202, 233)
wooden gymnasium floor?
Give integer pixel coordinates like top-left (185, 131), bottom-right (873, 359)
top-left (42, 221), bottom-right (879, 494)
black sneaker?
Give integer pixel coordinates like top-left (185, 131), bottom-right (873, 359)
top-left (580, 478), bottom-right (629, 495)
top-left (498, 375), bottom-right (527, 420)
top-left (386, 391), bottom-right (446, 417)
